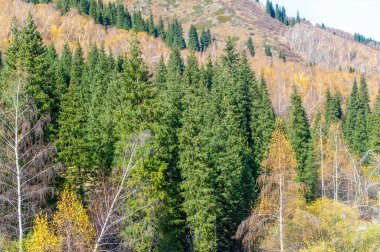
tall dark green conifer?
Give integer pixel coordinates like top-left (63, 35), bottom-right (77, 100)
top-left (250, 77), bottom-right (275, 169)
top-left (325, 89), bottom-right (343, 126)
top-left (344, 79), bottom-right (370, 155)
top-left (246, 37), bottom-right (255, 56)
top-left (370, 90), bottom-right (380, 153)
top-left (57, 45), bottom-right (87, 196)
top-left (288, 88), bottom-right (315, 195)
top-left (188, 25), bottom-right (200, 51)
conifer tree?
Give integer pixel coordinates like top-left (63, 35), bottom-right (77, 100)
top-left (147, 13), bottom-right (157, 37)
top-left (344, 79), bottom-right (369, 155)
top-left (60, 43), bottom-right (72, 86)
top-left (57, 45), bottom-right (87, 195)
top-left (157, 16), bottom-right (166, 40)
top-left (370, 90), bottom-right (380, 153)
top-left (200, 28), bottom-right (212, 52)
top-left (6, 12), bottom-right (51, 117)
top-left (325, 89), bottom-right (342, 126)
top-left (250, 77), bottom-right (275, 169)
top-left (188, 25), bottom-right (200, 51)
top-left (246, 37), bottom-right (255, 56)
top-left (288, 88), bottom-right (315, 194)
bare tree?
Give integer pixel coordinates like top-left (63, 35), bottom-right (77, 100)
top-left (90, 132), bottom-right (150, 252)
top-left (0, 72), bottom-right (56, 251)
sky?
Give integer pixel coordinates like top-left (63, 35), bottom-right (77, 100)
top-left (268, 0), bottom-right (380, 41)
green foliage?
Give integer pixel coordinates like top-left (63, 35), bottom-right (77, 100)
top-left (288, 88), bottom-right (316, 195)
top-left (246, 37), bottom-right (255, 57)
top-left (6, 12), bottom-right (51, 118)
top-left (188, 25), bottom-right (200, 51)
top-left (200, 28), bottom-right (212, 52)
top-left (165, 18), bottom-right (186, 49)
top-left (279, 50), bottom-right (286, 62)
top-left (343, 78), bottom-right (370, 155)
top-left (266, 0), bottom-right (275, 18)
top-left (250, 77), bottom-right (275, 170)
top-left (325, 89), bottom-right (343, 126)
top-left (369, 90), bottom-right (380, 153)
top-left (264, 43), bottom-right (272, 57)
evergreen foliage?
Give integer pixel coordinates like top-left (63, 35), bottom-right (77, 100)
top-left (325, 89), bottom-right (343, 126)
top-left (370, 90), bottom-right (380, 153)
top-left (188, 25), bottom-right (200, 51)
top-left (344, 79), bottom-right (370, 155)
top-left (200, 28), bottom-right (212, 52)
top-left (246, 37), bottom-right (255, 56)
top-left (288, 88), bottom-right (316, 195)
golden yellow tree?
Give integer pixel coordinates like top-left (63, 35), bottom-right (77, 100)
top-left (53, 185), bottom-right (95, 251)
top-left (236, 120), bottom-right (304, 251)
top-left (26, 214), bottom-right (62, 252)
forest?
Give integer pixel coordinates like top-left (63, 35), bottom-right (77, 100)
top-left (0, 1), bottom-right (380, 252)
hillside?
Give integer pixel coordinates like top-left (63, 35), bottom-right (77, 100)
top-left (2, 0), bottom-right (378, 116)
top-left (0, 0), bottom-right (380, 251)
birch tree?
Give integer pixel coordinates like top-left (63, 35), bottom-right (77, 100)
top-left (0, 70), bottom-right (56, 251)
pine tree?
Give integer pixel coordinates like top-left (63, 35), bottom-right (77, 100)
top-left (200, 28), bottom-right (212, 52)
top-left (370, 90), bottom-right (380, 153)
top-left (157, 16), bottom-right (166, 40)
top-left (264, 42), bottom-right (272, 56)
top-left (165, 18), bottom-right (186, 49)
top-left (132, 10), bottom-right (146, 32)
top-left (325, 89), bottom-right (342, 126)
top-left (57, 0), bottom-right (69, 14)
top-left (266, 0), bottom-right (275, 18)
top-left (246, 37), bottom-right (255, 56)
top-left (288, 88), bottom-right (315, 195)
top-left (344, 79), bottom-right (369, 155)
top-left (6, 12), bottom-right (51, 117)
top-left (179, 53), bottom-right (216, 251)
top-left (296, 10), bottom-right (301, 23)
top-left (188, 25), bottom-right (200, 51)
top-left (250, 77), bottom-right (275, 170)
top-left (196, 41), bottom-right (254, 250)
top-left (57, 45), bottom-right (87, 196)
top-left (147, 13), bottom-right (157, 37)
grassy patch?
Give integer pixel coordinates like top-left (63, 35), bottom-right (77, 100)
top-left (231, 36), bottom-right (240, 43)
top-left (213, 8), bottom-right (225, 16)
top-left (194, 20), bottom-right (212, 30)
top-left (217, 15), bottom-right (232, 23)
top-left (192, 5), bottom-right (202, 11)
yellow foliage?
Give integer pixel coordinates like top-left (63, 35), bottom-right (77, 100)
top-left (284, 198), bottom-right (378, 251)
top-left (26, 214), bottom-right (62, 252)
top-left (53, 185), bottom-right (95, 251)
top-left (50, 24), bottom-right (61, 40)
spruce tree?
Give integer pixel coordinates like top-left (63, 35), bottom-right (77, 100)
top-left (344, 79), bottom-right (370, 155)
top-left (288, 88), bottom-right (315, 194)
top-left (370, 90), bottom-right (380, 153)
top-left (188, 25), bottom-right (200, 51)
top-left (157, 16), bottom-right (166, 40)
top-left (250, 77), bottom-right (275, 169)
top-left (246, 37), bottom-right (255, 56)
top-left (6, 12), bottom-right (51, 117)
top-left (57, 45), bottom-right (87, 196)
top-left (147, 13), bottom-right (157, 37)
top-left (325, 89), bottom-right (342, 126)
